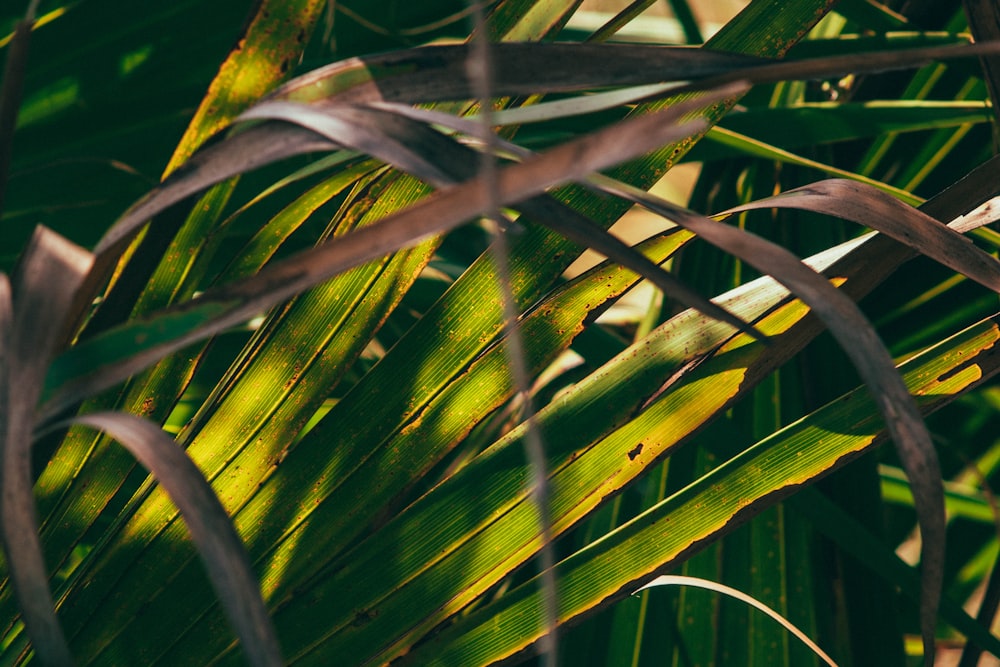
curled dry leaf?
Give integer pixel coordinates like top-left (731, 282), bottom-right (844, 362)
top-left (587, 173), bottom-right (946, 663)
top-left (267, 42), bottom-right (766, 106)
top-left (636, 576), bottom-right (839, 667)
top-left (2, 228), bottom-right (93, 667)
top-left (63, 412), bottom-right (282, 667)
top-left (723, 179), bottom-right (1000, 294)
top-left (239, 94), bottom-right (763, 342)
top-left (42, 84), bottom-right (754, 419)
top-left (237, 102), bottom-right (458, 187)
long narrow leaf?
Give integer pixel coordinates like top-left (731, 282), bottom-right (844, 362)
top-left (2, 228), bottom-right (92, 666)
top-left (41, 86), bottom-right (748, 420)
top-left (588, 173), bottom-right (947, 662)
top-left (63, 413), bottom-right (281, 667)
top-left (723, 179), bottom-right (1000, 294)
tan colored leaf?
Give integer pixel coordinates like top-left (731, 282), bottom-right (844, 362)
top-left (65, 412), bottom-right (282, 667)
top-left (1, 228), bottom-right (93, 666)
top-left (724, 179), bottom-right (1000, 294)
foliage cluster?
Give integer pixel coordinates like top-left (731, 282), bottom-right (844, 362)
top-left (3, 1), bottom-right (1000, 666)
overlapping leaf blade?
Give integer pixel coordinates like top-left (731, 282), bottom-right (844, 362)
top-left (6, 1), bottom-right (1000, 666)
top-left (404, 310), bottom-right (1000, 666)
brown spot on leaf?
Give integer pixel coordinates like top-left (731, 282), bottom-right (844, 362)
top-left (352, 609), bottom-right (377, 627)
top-left (284, 363), bottom-right (302, 390)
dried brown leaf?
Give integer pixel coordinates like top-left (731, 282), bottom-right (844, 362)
top-left (2, 228), bottom-right (92, 666)
top-left (588, 174), bottom-right (946, 657)
top-left (236, 102), bottom-right (459, 187)
top-left (239, 97), bottom-right (762, 340)
top-left (724, 179), bottom-right (1000, 294)
top-left (65, 412), bottom-right (282, 667)
top-left (270, 43), bottom-right (764, 106)
top-left (43, 86), bottom-right (746, 419)
top-left (267, 42), bottom-right (1000, 108)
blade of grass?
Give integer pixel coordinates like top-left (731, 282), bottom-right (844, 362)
top-left (583, 0), bottom-right (660, 43)
top-left (704, 127), bottom-right (923, 204)
top-left (709, 101), bottom-right (992, 153)
top-left (635, 575), bottom-right (839, 667)
top-left (482, 0), bottom-right (582, 41)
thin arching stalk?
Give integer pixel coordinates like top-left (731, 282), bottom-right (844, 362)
top-left (467, 2), bottom-right (559, 665)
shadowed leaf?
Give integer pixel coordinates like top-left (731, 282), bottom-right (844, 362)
top-left (63, 412), bottom-right (282, 667)
top-left (0, 2), bottom-right (37, 218)
top-left (1, 228), bottom-right (92, 666)
top-left (724, 179), bottom-right (1000, 294)
top-left (164, 0), bottom-right (327, 174)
